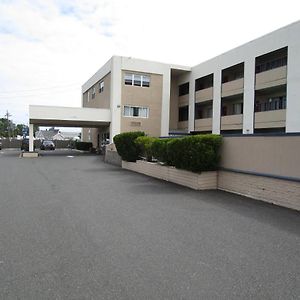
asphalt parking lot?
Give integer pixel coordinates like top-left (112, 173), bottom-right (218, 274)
top-left (0, 149), bottom-right (299, 299)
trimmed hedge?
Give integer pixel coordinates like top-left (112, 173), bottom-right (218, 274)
top-left (114, 132), bottom-right (222, 172)
top-left (75, 141), bottom-right (93, 151)
top-left (166, 134), bottom-right (222, 172)
top-left (135, 136), bottom-right (156, 161)
top-left (151, 138), bottom-right (172, 164)
top-left (113, 131), bottom-right (145, 162)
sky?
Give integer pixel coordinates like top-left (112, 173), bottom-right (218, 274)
top-left (0, 0), bottom-right (299, 127)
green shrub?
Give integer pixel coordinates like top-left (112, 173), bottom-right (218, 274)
top-left (75, 141), bottom-right (93, 151)
top-left (166, 138), bottom-right (186, 168)
top-left (151, 138), bottom-right (171, 163)
top-left (150, 134), bottom-right (222, 172)
top-left (166, 134), bottom-right (222, 172)
top-left (135, 136), bottom-right (157, 161)
top-left (113, 131), bottom-right (145, 162)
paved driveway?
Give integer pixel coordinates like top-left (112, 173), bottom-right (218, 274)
top-left (0, 149), bottom-right (299, 299)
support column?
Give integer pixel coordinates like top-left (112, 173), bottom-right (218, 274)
top-left (188, 78), bottom-right (195, 133)
top-left (212, 70), bottom-right (221, 134)
top-left (160, 68), bottom-right (171, 137)
top-left (29, 123), bottom-right (34, 152)
top-left (110, 56), bottom-right (122, 143)
top-left (243, 57), bottom-right (255, 134)
top-left (286, 44), bottom-right (300, 132)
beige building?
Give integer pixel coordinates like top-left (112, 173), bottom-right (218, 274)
top-left (81, 57), bottom-right (190, 147)
top-left (82, 21), bottom-right (300, 148)
top-left (27, 21), bottom-right (300, 210)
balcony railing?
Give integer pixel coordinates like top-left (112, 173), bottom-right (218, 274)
top-left (178, 120), bottom-right (188, 129)
top-left (178, 94), bottom-right (189, 106)
top-left (221, 78), bottom-right (244, 97)
top-left (195, 87), bottom-right (213, 103)
top-left (195, 118), bottom-right (212, 131)
top-left (254, 109), bottom-right (286, 128)
top-left (221, 114), bottom-right (243, 130)
top-left (255, 66), bottom-right (287, 90)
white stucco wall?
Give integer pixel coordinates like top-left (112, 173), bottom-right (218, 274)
top-left (184, 20), bottom-right (300, 134)
top-left (80, 21), bottom-right (300, 136)
top-left (29, 105), bottom-right (111, 123)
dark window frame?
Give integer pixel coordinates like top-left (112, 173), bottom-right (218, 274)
top-left (178, 105), bottom-right (189, 122)
top-left (179, 82), bottom-right (189, 96)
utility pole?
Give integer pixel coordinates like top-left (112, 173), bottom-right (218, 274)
top-left (4, 110), bottom-right (12, 139)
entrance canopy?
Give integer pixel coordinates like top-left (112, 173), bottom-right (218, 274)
top-left (28, 105), bottom-right (111, 151)
top-left (29, 105), bottom-right (110, 127)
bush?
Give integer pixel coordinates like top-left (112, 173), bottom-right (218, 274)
top-left (166, 138), bottom-right (186, 168)
top-left (75, 141), bottom-right (93, 151)
top-left (113, 131), bottom-right (145, 162)
top-left (166, 134), bottom-right (222, 172)
top-left (151, 138), bottom-right (171, 163)
top-left (135, 136), bottom-right (157, 161)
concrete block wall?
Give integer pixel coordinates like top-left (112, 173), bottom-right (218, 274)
top-left (122, 160), bottom-right (217, 190)
top-left (104, 150), bottom-right (122, 166)
top-left (218, 170), bottom-right (300, 211)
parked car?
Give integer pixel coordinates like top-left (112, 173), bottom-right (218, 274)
top-left (21, 139), bottom-right (34, 151)
top-left (40, 140), bottom-right (55, 150)
top-left (0, 140), bottom-right (2, 150)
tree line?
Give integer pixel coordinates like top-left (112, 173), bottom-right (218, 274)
top-left (0, 118), bottom-right (39, 138)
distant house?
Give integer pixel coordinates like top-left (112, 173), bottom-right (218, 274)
top-left (35, 128), bottom-right (80, 141)
top-left (60, 131), bottom-right (80, 140)
top-left (35, 128), bottom-right (62, 140)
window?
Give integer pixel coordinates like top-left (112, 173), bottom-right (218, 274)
top-left (222, 63), bottom-right (244, 83)
top-left (195, 103), bottom-right (203, 119)
top-left (255, 96), bottom-right (286, 112)
top-left (179, 82), bottom-right (189, 96)
top-left (233, 103), bottom-right (243, 115)
top-left (178, 105), bottom-right (188, 121)
top-left (195, 74), bottom-right (213, 91)
top-left (206, 107), bottom-right (213, 118)
top-left (255, 56), bottom-right (287, 73)
top-left (195, 103), bottom-right (213, 119)
top-left (234, 71), bottom-right (244, 80)
top-left (99, 81), bottom-right (104, 93)
top-left (142, 75), bottom-right (150, 87)
top-left (92, 87), bottom-right (95, 99)
top-left (125, 74), bottom-right (133, 85)
top-left (123, 105), bottom-right (149, 118)
top-left (221, 106), bottom-right (227, 116)
top-left (134, 74), bottom-right (142, 86)
top-left (124, 73), bottom-right (150, 87)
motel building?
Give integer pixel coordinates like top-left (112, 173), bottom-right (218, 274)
top-left (28, 21), bottom-right (300, 211)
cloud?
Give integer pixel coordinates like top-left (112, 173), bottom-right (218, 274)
top-left (0, 0), bottom-right (299, 125)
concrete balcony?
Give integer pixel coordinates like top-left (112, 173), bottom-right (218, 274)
top-left (221, 78), bottom-right (244, 97)
top-left (195, 87), bottom-right (213, 103)
top-left (254, 109), bottom-right (286, 128)
top-left (255, 66), bottom-right (287, 90)
top-left (178, 120), bottom-right (188, 130)
top-left (221, 114), bottom-right (243, 130)
top-left (195, 118), bottom-right (212, 132)
top-left (178, 94), bottom-right (189, 106)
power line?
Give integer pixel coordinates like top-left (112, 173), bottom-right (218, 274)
top-left (0, 82), bottom-right (82, 95)
top-left (0, 87), bottom-right (81, 99)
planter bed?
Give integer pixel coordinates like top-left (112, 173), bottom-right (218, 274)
top-left (122, 160), bottom-right (217, 190)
